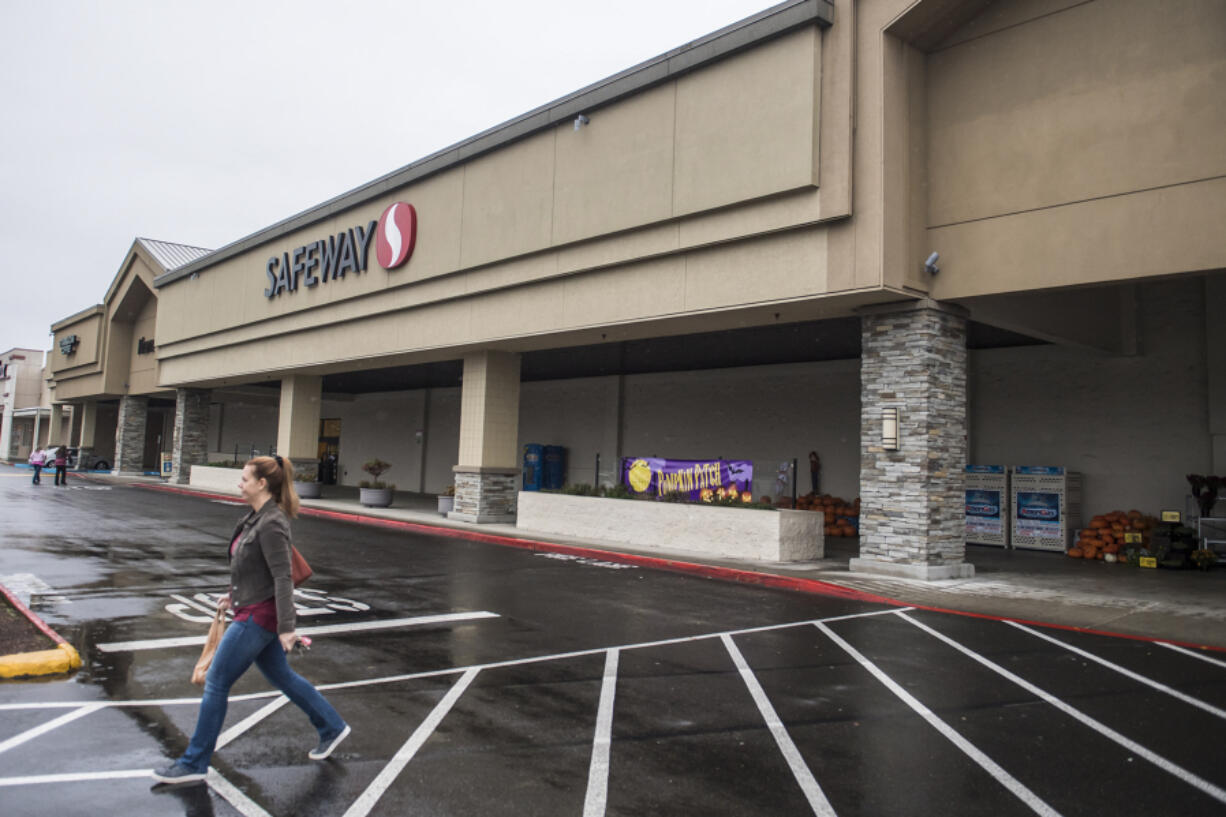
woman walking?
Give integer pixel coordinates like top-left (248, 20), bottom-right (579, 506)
top-left (29, 446), bottom-right (46, 485)
top-left (153, 455), bottom-right (349, 785)
top-left (52, 445), bottom-right (68, 486)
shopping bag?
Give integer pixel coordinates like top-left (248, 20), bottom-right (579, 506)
top-left (191, 606), bottom-right (227, 686)
top-left (291, 546), bottom-right (313, 587)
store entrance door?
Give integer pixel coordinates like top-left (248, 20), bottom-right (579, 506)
top-left (318, 418), bottom-right (340, 485)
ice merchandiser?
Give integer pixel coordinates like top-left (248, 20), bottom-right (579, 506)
top-left (1011, 466), bottom-right (1083, 552)
top-left (965, 465), bottom-right (1009, 547)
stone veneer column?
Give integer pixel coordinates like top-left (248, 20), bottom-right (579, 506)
top-left (850, 300), bottom-right (973, 580)
top-left (450, 350), bottom-right (521, 523)
top-left (113, 395), bottom-right (149, 474)
top-left (170, 389), bottom-right (211, 484)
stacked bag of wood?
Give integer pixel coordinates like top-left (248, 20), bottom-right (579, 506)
top-left (1068, 510), bottom-right (1155, 561)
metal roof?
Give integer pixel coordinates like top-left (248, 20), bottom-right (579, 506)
top-left (137, 238), bottom-right (213, 272)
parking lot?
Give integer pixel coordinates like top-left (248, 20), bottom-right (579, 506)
top-left (2, 472), bottom-right (1225, 816)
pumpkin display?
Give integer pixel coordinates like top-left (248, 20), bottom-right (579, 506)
top-left (786, 493), bottom-right (860, 537)
top-left (1070, 509), bottom-right (1157, 561)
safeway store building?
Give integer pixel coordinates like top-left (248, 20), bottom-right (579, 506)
top-left (45, 0), bottom-right (1226, 579)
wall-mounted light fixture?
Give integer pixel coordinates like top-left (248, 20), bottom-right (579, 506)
top-left (573, 114), bottom-right (590, 131)
top-left (881, 407), bottom-right (900, 450)
top-left (923, 252), bottom-right (940, 275)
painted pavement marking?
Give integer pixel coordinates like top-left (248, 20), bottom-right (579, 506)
top-left (898, 611), bottom-right (1226, 807)
top-left (0, 704), bottom-right (104, 756)
top-left (723, 633), bottom-right (836, 816)
top-left (207, 768), bottom-right (276, 817)
top-left (0, 769), bottom-right (154, 787)
top-left (0, 608), bottom-right (909, 713)
top-left (95, 610), bottom-right (501, 653)
top-left (1158, 641), bottom-right (1226, 670)
top-left (1008, 621), bottom-right (1226, 720)
top-left (582, 648), bottom-right (620, 817)
top-left (814, 621), bottom-right (1060, 817)
top-left (342, 667), bottom-right (482, 817)
top-left (216, 695), bottom-right (290, 751)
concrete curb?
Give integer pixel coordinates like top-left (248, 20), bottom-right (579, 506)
top-left (0, 582), bottom-right (82, 679)
top-left (138, 483), bottom-right (1226, 654)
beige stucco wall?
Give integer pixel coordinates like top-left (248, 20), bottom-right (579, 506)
top-left (925, 0), bottom-right (1226, 299)
top-left (154, 22), bottom-right (879, 388)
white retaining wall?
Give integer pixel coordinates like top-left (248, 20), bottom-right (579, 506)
top-left (516, 491), bottom-right (823, 562)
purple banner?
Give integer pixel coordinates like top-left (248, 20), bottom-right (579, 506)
top-left (621, 457), bottom-right (754, 502)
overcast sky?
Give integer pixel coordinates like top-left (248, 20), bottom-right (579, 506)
top-left (0, 0), bottom-right (777, 354)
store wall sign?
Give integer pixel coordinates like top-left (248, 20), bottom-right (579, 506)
top-left (137, 337), bottom-right (155, 354)
top-left (59, 335), bottom-right (79, 355)
top-left (264, 220), bottom-right (378, 299)
top-left (375, 202), bottom-right (417, 269)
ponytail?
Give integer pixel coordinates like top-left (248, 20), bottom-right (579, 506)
top-left (247, 455), bottom-right (300, 518)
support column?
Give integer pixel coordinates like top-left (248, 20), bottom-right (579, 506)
top-left (0, 405), bottom-right (12, 462)
top-left (32, 410), bottom-right (43, 451)
top-left (850, 300), bottom-right (973, 580)
top-left (75, 401), bottom-right (97, 469)
top-left (277, 376), bottom-right (321, 481)
top-left (47, 404), bottom-right (64, 447)
top-left (170, 388), bottom-right (212, 484)
top-left (113, 395), bottom-right (149, 474)
top-left (450, 350), bottom-right (521, 523)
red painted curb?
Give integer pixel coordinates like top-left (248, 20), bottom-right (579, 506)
top-left (138, 483), bottom-right (1226, 654)
top-left (0, 582), bottom-right (69, 647)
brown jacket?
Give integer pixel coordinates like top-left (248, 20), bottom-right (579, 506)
top-left (228, 500), bottom-right (295, 634)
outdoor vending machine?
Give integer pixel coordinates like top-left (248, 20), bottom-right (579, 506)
top-left (965, 465), bottom-right (1009, 547)
top-left (1011, 466), bottom-right (1083, 552)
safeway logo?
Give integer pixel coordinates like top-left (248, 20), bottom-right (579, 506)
top-left (376, 202), bottom-right (417, 270)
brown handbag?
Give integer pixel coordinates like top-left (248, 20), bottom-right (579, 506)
top-left (191, 606), bottom-right (227, 685)
top-left (291, 546), bottom-right (313, 587)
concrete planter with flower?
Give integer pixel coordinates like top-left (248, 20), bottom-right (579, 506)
top-left (359, 459), bottom-right (394, 508)
top-left (437, 485), bottom-right (456, 515)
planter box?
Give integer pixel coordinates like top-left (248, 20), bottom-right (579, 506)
top-left (189, 464), bottom-right (242, 495)
top-left (438, 495), bottom-right (455, 515)
top-left (360, 487), bottom-right (393, 507)
top-left (295, 481), bottom-right (321, 499)
top-left (516, 492), bottom-right (823, 562)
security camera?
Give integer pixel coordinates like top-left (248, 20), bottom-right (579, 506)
top-left (924, 252), bottom-right (940, 274)
top-left (573, 114), bottom-right (590, 131)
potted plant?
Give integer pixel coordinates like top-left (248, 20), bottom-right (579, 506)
top-left (359, 459), bottom-right (394, 507)
top-left (293, 471), bottom-right (322, 499)
top-left (437, 485), bottom-right (456, 515)
top-left (1191, 547), bottom-right (1217, 571)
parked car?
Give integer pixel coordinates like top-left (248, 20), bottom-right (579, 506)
top-left (64, 447), bottom-right (111, 471)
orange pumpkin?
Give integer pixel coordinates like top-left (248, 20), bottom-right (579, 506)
top-left (1067, 548), bottom-right (1084, 558)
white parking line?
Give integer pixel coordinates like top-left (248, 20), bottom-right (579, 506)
top-left (216, 695), bottom-right (289, 751)
top-left (814, 621), bottom-right (1060, 817)
top-left (1008, 621), bottom-right (1226, 720)
top-left (0, 704), bottom-right (103, 755)
top-left (723, 633), bottom-right (836, 816)
top-left (0, 769), bottom-right (153, 786)
top-left (208, 768), bottom-right (275, 817)
top-left (1158, 641), bottom-right (1226, 669)
top-left (95, 611), bottom-right (502, 653)
top-left (583, 649), bottom-right (620, 817)
top-left (899, 611), bottom-right (1226, 807)
top-left (343, 668), bottom-right (481, 817)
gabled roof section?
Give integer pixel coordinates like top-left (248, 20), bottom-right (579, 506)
top-left (136, 238), bottom-right (213, 271)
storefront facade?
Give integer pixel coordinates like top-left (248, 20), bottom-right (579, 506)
top-left (49, 0), bottom-right (1226, 578)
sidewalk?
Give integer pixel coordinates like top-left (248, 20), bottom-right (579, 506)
top-left (90, 473), bottom-right (1226, 649)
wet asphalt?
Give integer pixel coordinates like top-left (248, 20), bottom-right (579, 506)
top-left (1, 472), bottom-right (1225, 816)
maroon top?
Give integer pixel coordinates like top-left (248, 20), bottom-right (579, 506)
top-left (229, 534), bottom-right (279, 633)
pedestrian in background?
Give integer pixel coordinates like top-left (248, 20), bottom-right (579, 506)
top-left (29, 446), bottom-right (46, 485)
top-left (52, 446), bottom-right (68, 486)
top-left (153, 454), bottom-right (350, 786)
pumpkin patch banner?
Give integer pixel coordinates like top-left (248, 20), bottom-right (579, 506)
top-left (621, 457), bottom-right (753, 502)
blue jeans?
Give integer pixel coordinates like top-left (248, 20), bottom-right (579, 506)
top-left (31, 465), bottom-right (42, 484)
top-left (179, 619), bottom-right (345, 773)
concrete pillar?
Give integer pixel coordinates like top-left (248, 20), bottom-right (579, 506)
top-left (450, 350), bottom-right (521, 523)
top-left (113, 395), bottom-right (149, 474)
top-left (170, 388), bottom-right (211, 484)
top-left (277, 376), bottom-right (321, 481)
top-left (48, 404), bottom-right (67, 447)
top-left (850, 300), bottom-right (973, 580)
top-left (32, 410), bottom-right (43, 451)
top-left (75, 401), bottom-right (97, 469)
top-left (0, 405), bottom-right (12, 462)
